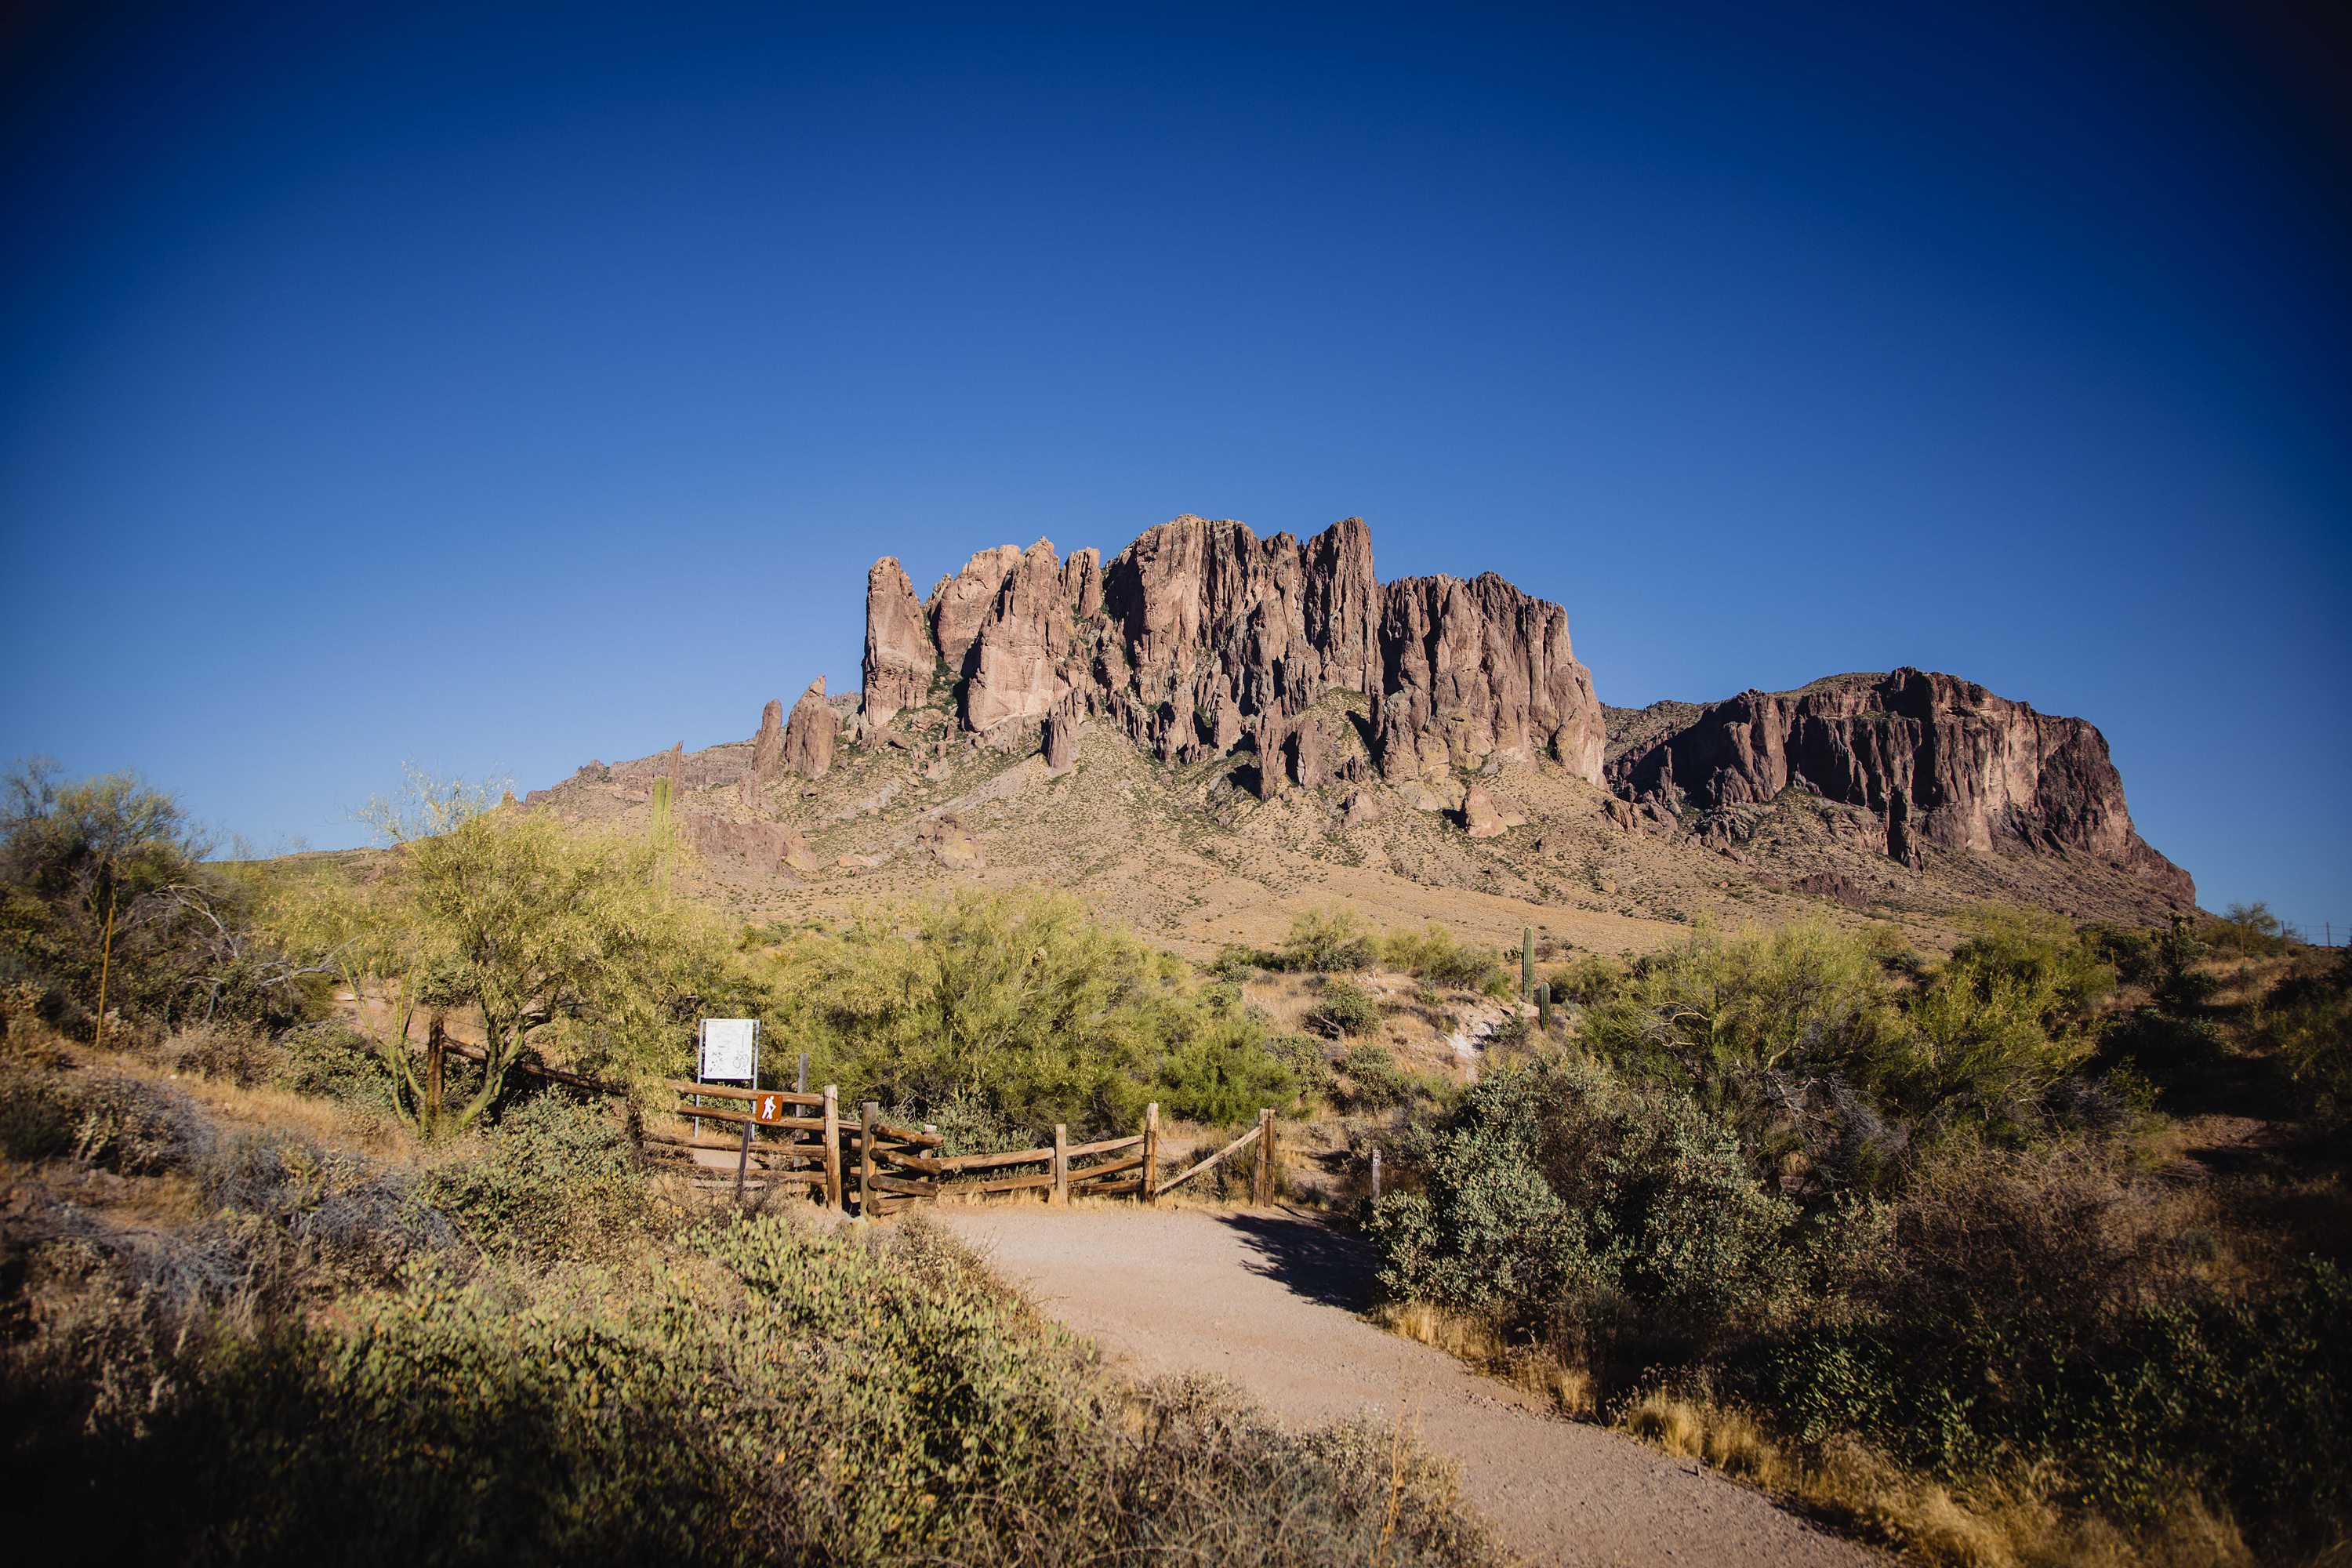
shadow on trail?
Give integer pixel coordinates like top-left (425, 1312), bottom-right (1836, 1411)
top-left (1216, 1209), bottom-right (1379, 1312)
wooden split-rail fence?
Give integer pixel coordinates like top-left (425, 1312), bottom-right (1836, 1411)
top-left (637, 1081), bottom-right (1282, 1217)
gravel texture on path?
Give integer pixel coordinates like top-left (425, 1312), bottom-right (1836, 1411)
top-left (935, 1203), bottom-right (1884, 1568)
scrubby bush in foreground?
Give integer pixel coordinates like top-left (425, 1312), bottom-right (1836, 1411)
top-left (5, 1146), bottom-right (1492, 1568)
top-left (1369, 914), bottom-right (2352, 1563)
top-left (1370, 1057), bottom-right (1793, 1363)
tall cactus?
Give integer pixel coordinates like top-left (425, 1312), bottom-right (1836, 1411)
top-left (651, 775), bottom-right (674, 891)
top-left (1536, 982), bottom-right (1552, 1033)
top-left (1521, 926), bottom-right (1534, 1002)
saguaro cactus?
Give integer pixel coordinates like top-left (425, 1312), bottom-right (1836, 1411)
top-left (1521, 927), bottom-right (1534, 1002)
top-left (1536, 982), bottom-right (1552, 1033)
top-left (651, 776), bottom-right (674, 891)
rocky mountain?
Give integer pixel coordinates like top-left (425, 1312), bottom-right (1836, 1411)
top-left (1607, 670), bottom-right (2193, 903)
top-left (527, 513), bottom-right (2194, 952)
top-left (864, 514), bottom-right (1605, 788)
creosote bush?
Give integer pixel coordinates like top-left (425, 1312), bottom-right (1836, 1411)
top-left (1303, 978), bottom-right (1381, 1039)
top-left (1380, 923), bottom-right (1506, 993)
top-left (419, 1093), bottom-right (654, 1261)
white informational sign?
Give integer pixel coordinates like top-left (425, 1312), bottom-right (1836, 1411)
top-left (698, 1018), bottom-right (760, 1083)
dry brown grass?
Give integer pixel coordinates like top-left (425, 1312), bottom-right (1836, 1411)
top-left (1613, 1389), bottom-right (2256, 1568)
top-left (1365, 1283), bottom-right (2264, 1568)
top-left (1367, 1300), bottom-right (1593, 1417)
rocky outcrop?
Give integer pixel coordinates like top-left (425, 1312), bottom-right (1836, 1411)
top-left (1287, 718), bottom-right (1324, 789)
top-left (1609, 670), bottom-right (2193, 901)
top-left (966, 541), bottom-right (1078, 731)
top-left (781, 679), bottom-right (839, 780)
top-left (1374, 573), bottom-right (1606, 786)
top-left (736, 699), bottom-right (786, 806)
top-left (686, 815), bottom-right (818, 877)
top-left (1041, 711), bottom-right (1076, 772)
top-left (1461, 784), bottom-right (1510, 840)
top-left (855, 514), bottom-right (1606, 792)
top-left (862, 560), bottom-right (935, 725)
top-left (930, 544), bottom-right (1024, 680)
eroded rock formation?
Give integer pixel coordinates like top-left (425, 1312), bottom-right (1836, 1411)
top-left (862, 560), bottom-right (934, 725)
top-left (1040, 710), bottom-right (1076, 772)
top-left (780, 678), bottom-right (839, 780)
top-left (930, 544), bottom-right (1024, 680)
top-left (1374, 573), bottom-right (1606, 786)
top-left (736, 698), bottom-right (786, 805)
top-left (855, 514), bottom-right (1606, 787)
top-left (1608, 670), bottom-right (2193, 901)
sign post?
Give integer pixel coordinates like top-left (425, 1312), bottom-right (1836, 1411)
top-left (695, 1018), bottom-right (760, 1139)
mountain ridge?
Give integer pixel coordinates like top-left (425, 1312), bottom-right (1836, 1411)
top-left (525, 514), bottom-right (2194, 946)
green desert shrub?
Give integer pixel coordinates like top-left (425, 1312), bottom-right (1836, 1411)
top-left (1336, 1043), bottom-right (1413, 1111)
top-left (0, 762), bottom-right (319, 1036)
top-left (271, 1020), bottom-right (401, 1112)
top-left (759, 890), bottom-right (1282, 1139)
top-left (0, 1060), bottom-right (73, 1160)
top-left (419, 1094), bottom-right (651, 1262)
top-left (2202, 900), bottom-right (2299, 958)
top-left (1380, 924), bottom-right (1505, 993)
top-left (1737, 1143), bottom-right (2352, 1557)
top-left (1370, 1055), bottom-right (1793, 1358)
top-left (1156, 1023), bottom-right (1306, 1125)
top-left (2263, 947), bottom-right (2352, 1120)
top-left (2, 1212), bottom-right (1495, 1568)
top-left (1546, 953), bottom-right (1626, 1007)
top-left (1302, 978), bottom-right (1381, 1039)
top-left (1271, 908), bottom-right (1379, 973)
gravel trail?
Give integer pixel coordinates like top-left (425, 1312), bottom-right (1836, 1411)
top-left (935, 1203), bottom-right (1882, 1568)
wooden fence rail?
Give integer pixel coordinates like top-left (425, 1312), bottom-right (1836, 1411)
top-left (637, 1078), bottom-right (1276, 1218)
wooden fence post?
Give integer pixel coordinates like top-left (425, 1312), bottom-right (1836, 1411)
top-left (796, 1053), bottom-right (808, 1094)
top-left (1252, 1108), bottom-right (1274, 1204)
top-left (425, 1016), bottom-right (446, 1131)
top-left (1370, 1146), bottom-right (1381, 1203)
top-left (731, 1114), bottom-right (755, 1203)
top-left (1142, 1102), bottom-right (1160, 1204)
top-left (859, 1102), bottom-right (879, 1216)
top-left (822, 1087), bottom-right (842, 1210)
top-left (1051, 1123), bottom-right (1069, 1207)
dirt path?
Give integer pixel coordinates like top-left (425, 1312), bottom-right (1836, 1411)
top-left (936, 1204), bottom-right (1882, 1568)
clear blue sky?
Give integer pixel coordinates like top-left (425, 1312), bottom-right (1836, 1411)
top-left (2, 2), bottom-right (2347, 932)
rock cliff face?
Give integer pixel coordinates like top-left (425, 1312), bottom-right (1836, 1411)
top-left (1374, 573), bottom-right (1606, 786)
top-left (857, 514), bottom-right (1606, 786)
top-left (1608, 670), bottom-right (2193, 902)
top-left (861, 560), bottom-right (933, 727)
top-left (739, 698), bottom-right (786, 804)
top-left (780, 678), bottom-right (839, 780)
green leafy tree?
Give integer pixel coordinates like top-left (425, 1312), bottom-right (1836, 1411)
top-left (761, 888), bottom-right (1269, 1137)
top-left (277, 773), bottom-right (719, 1133)
top-left (1, 760), bottom-right (318, 1031)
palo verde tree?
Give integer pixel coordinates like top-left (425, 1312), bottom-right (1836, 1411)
top-left (279, 772), bottom-right (720, 1134)
top-left (1, 760), bottom-right (320, 1033)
